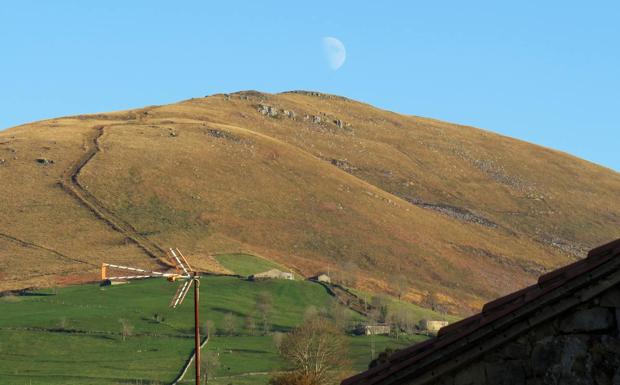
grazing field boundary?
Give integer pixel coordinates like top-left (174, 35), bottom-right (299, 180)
top-left (170, 335), bottom-right (209, 385)
top-left (0, 231), bottom-right (92, 266)
top-left (316, 281), bottom-right (372, 317)
top-left (0, 325), bottom-right (195, 339)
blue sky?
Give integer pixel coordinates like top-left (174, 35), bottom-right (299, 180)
top-left (1, 1), bottom-right (618, 170)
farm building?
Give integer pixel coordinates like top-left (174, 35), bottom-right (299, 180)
top-left (418, 319), bottom-right (449, 334)
top-left (342, 238), bottom-right (620, 385)
top-left (310, 273), bottom-right (331, 284)
top-left (249, 268), bottom-right (294, 281)
top-left (99, 279), bottom-right (129, 286)
top-left (355, 324), bottom-right (391, 336)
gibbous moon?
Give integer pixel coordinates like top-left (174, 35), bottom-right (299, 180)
top-left (322, 37), bottom-right (346, 70)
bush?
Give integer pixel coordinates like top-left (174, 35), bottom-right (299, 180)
top-left (269, 372), bottom-right (319, 385)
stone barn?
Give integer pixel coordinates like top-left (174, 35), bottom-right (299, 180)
top-left (355, 324), bottom-right (392, 336)
top-left (249, 268), bottom-right (294, 281)
top-left (342, 238), bottom-right (620, 385)
top-left (418, 320), bottom-right (449, 335)
top-left (310, 273), bottom-right (332, 284)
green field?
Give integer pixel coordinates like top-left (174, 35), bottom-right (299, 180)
top-left (213, 253), bottom-right (286, 277)
top-left (0, 277), bottom-right (429, 384)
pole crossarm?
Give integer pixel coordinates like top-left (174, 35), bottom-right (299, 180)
top-left (169, 248), bottom-right (191, 276)
top-left (170, 279), bottom-right (192, 308)
top-left (101, 262), bottom-right (189, 281)
top-left (100, 248), bottom-right (201, 385)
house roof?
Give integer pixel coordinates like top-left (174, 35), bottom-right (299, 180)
top-left (342, 238), bottom-right (620, 385)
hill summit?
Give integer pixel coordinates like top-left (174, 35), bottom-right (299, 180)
top-left (1, 90), bottom-right (618, 313)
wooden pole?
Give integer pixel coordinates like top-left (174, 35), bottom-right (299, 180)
top-left (194, 274), bottom-right (200, 385)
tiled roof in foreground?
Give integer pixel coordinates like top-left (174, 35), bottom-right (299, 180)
top-left (342, 238), bottom-right (620, 385)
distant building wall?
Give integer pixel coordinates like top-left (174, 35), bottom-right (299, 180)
top-left (281, 272), bottom-right (294, 280)
top-left (357, 324), bottom-right (391, 336)
top-left (311, 273), bottom-right (331, 283)
top-left (250, 269), bottom-right (294, 280)
top-left (317, 274), bottom-right (331, 283)
top-left (419, 320), bottom-right (449, 334)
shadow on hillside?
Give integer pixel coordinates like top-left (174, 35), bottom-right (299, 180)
top-left (210, 307), bottom-right (247, 317)
top-left (20, 291), bottom-right (56, 297)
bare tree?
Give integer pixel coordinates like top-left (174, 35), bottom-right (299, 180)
top-left (269, 372), bottom-right (316, 385)
top-left (402, 310), bottom-right (418, 334)
top-left (369, 296), bottom-right (389, 324)
top-left (222, 312), bottom-right (237, 336)
top-left (272, 331), bottom-right (285, 350)
top-left (327, 300), bottom-right (351, 332)
top-left (427, 291), bottom-right (448, 315)
top-left (337, 261), bottom-right (359, 287)
top-left (245, 314), bottom-right (257, 336)
top-left (304, 305), bottom-right (319, 321)
top-left (204, 319), bottom-right (216, 338)
top-left (394, 274), bottom-right (408, 301)
top-left (201, 350), bottom-right (221, 383)
top-left (119, 319), bottom-right (133, 342)
top-left (387, 305), bottom-right (408, 340)
top-left (274, 317), bottom-right (349, 385)
top-left (255, 291), bottom-right (273, 335)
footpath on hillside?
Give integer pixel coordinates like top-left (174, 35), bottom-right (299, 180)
top-left (59, 124), bottom-right (171, 268)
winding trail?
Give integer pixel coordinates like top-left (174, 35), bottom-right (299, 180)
top-left (59, 125), bottom-right (170, 268)
top-left (0, 232), bottom-right (93, 266)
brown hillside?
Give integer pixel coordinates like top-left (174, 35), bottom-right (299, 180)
top-left (0, 90), bottom-right (618, 314)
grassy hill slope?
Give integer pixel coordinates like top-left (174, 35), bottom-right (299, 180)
top-left (0, 90), bottom-right (618, 313)
top-left (0, 277), bottom-right (431, 384)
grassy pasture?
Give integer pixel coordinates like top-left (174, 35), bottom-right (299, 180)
top-left (213, 253), bottom-right (286, 277)
top-left (0, 277), bottom-right (429, 384)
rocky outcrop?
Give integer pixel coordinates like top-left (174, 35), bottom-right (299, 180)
top-left (36, 158), bottom-right (55, 165)
top-left (257, 103), bottom-right (352, 132)
top-left (405, 198), bottom-right (498, 228)
top-left (281, 90), bottom-right (354, 102)
top-left (203, 128), bottom-right (244, 143)
top-left (453, 245), bottom-right (548, 276)
top-left (258, 104), bottom-right (279, 117)
top-left (330, 158), bottom-right (358, 172)
top-left (537, 235), bottom-right (589, 259)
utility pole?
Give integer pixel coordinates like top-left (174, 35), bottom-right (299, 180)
top-left (194, 273), bottom-right (201, 385)
top-left (101, 248), bottom-right (202, 385)
top-left (370, 330), bottom-right (376, 361)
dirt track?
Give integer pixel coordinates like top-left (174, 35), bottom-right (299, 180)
top-left (59, 124), bottom-right (171, 268)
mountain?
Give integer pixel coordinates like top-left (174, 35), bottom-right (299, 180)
top-left (0, 90), bottom-right (618, 314)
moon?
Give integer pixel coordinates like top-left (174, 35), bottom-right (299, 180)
top-left (322, 37), bottom-right (346, 70)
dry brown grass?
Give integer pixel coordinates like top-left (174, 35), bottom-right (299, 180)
top-left (1, 90), bottom-right (618, 314)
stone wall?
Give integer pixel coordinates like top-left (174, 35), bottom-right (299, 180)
top-left (420, 320), bottom-right (450, 334)
top-left (431, 285), bottom-right (620, 385)
top-left (357, 324), bottom-right (391, 336)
